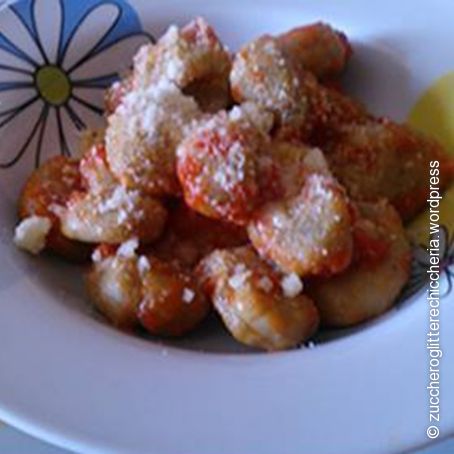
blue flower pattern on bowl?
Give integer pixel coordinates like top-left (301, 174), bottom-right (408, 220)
top-left (0, 0), bottom-right (152, 168)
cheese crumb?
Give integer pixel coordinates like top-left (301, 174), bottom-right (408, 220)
top-left (138, 255), bottom-right (151, 275)
top-left (228, 264), bottom-right (252, 290)
top-left (117, 238), bottom-right (139, 258)
top-left (92, 248), bottom-right (103, 263)
top-left (14, 216), bottom-right (52, 255)
top-left (257, 276), bottom-right (274, 293)
top-left (303, 148), bottom-right (331, 176)
top-left (281, 273), bottom-right (303, 298)
top-left (182, 287), bottom-right (195, 304)
top-left (306, 341), bottom-right (316, 349)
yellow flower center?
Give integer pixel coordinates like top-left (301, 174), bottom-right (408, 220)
top-left (36, 65), bottom-right (71, 106)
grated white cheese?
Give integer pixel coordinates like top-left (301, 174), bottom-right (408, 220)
top-left (309, 174), bottom-right (334, 201)
top-left (236, 102), bottom-right (274, 133)
top-left (161, 24), bottom-right (180, 46)
top-left (98, 186), bottom-right (136, 214)
top-left (229, 106), bottom-right (244, 122)
top-left (138, 255), bottom-right (151, 275)
top-left (108, 79), bottom-right (201, 158)
top-left (228, 264), bottom-right (252, 290)
top-left (212, 140), bottom-right (247, 190)
top-left (182, 287), bottom-right (195, 304)
top-left (257, 276), bottom-right (274, 293)
top-left (92, 248), bottom-right (103, 263)
top-left (281, 273), bottom-right (303, 298)
top-left (117, 238), bottom-right (139, 258)
top-left (14, 216), bottom-right (52, 255)
top-left (303, 148), bottom-right (331, 176)
top-left (96, 185), bottom-right (145, 225)
top-left (100, 270), bottom-right (125, 305)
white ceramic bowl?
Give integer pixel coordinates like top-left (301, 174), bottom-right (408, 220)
top-left (0, 0), bottom-right (453, 453)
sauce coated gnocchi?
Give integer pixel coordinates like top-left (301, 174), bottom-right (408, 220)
top-left (13, 18), bottom-right (454, 351)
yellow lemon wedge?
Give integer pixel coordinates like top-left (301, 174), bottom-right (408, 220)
top-left (406, 71), bottom-right (454, 245)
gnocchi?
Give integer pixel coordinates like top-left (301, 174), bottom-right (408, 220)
top-left (307, 200), bottom-right (411, 327)
top-left (197, 246), bottom-right (319, 351)
top-left (13, 17), bottom-right (454, 351)
top-left (18, 156), bottom-right (92, 261)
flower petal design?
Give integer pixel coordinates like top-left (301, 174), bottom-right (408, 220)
top-left (62, 3), bottom-right (121, 73)
top-left (57, 106), bottom-right (87, 157)
top-left (0, 6), bottom-right (44, 68)
top-left (70, 34), bottom-right (149, 84)
top-left (37, 106), bottom-right (61, 164)
top-left (437, 225), bottom-right (448, 260)
top-left (0, 87), bottom-right (38, 118)
top-left (0, 0), bottom-right (149, 170)
top-left (412, 244), bottom-right (432, 267)
top-left (0, 99), bottom-right (45, 168)
top-left (67, 97), bottom-right (106, 131)
top-left (0, 47), bottom-right (35, 75)
top-left (439, 272), bottom-right (453, 298)
top-left (33, 0), bottom-right (63, 64)
top-left (70, 87), bottom-right (104, 116)
top-left (0, 59), bottom-right (34, 87)
top-left (55, 107), bottom-right (74, 157)
top-left (448, 238), bottom-right (454, 266)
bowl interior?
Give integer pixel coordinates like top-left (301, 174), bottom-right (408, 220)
top-left (0, 0), bottom-right (452, 354)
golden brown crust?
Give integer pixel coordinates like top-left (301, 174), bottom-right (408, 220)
top-left (132, 18), bottom-right (232, 112)
top-left (105, 81), bottom-right (202, 197)
top-left (324, 119), bottom-right (454, 221)
top-left (177, 104), bottom-right (273, 225)
top-left (60, 186), bottom-right (167, 245)
top-left (277, 22), bottom-right (352, 80)
top-left (197, 246), bottom-right (319, 351)
top-left (151, 201), bottom-right (248, 269)
top-left (230, 35), bottom-right (311, 139)
top-left (86, 252), bottom-right (142, 329)
top-left (18, 155), bottom-right (92, 262)
top-left (248, 174), bottom-right (354, 277)
top-left (137, 258), bottom-right (210, 337)
top-left (307, 200), bottom-right (411, 327)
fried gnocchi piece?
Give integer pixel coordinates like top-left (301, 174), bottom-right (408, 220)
top-left (78, 127), bottom-right (106, 157)
top-left (105, 80), bottom-right (202, 196)
top-left (18, 155), bottom-right (91, 261)
top-left (87, 241), bottom-right (209, 335)
top-left (304, 86), bottom-right (370, 145)
top-left (104, 74), bottom-right (133, 115)
top-left (59, 185), bottom-right (167, 244)
top-left (230, 35), bottom-right (365, 141)
top-left (197, 246), bottom-right (319, 351)
top-left (133, 18), bottom-right (232, 112)
top-left (183, 76), bottom-right (233, 114)
top-left (230, 35), bottom-right (312, 138)
top-left (307, 200), bottom-right (411, 327)
top-left (137, 257), bottom-right (210, 337)
top-left (277, 22), bottom-right (352, 80)
top-left (152, 201), bottom-right (248, 268)
top-left (324, 120), bottom-right (454, 221)
top-left (79, 143), bottom-right (117, 193)
top-left (177, 103), bottom-right (273, 225)
top-left (258, 141), bottom-right (331, 201)
top-left (248, 174), bottom-right (354, 277)
top-left (87, 242), bottom-right (142, 329)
